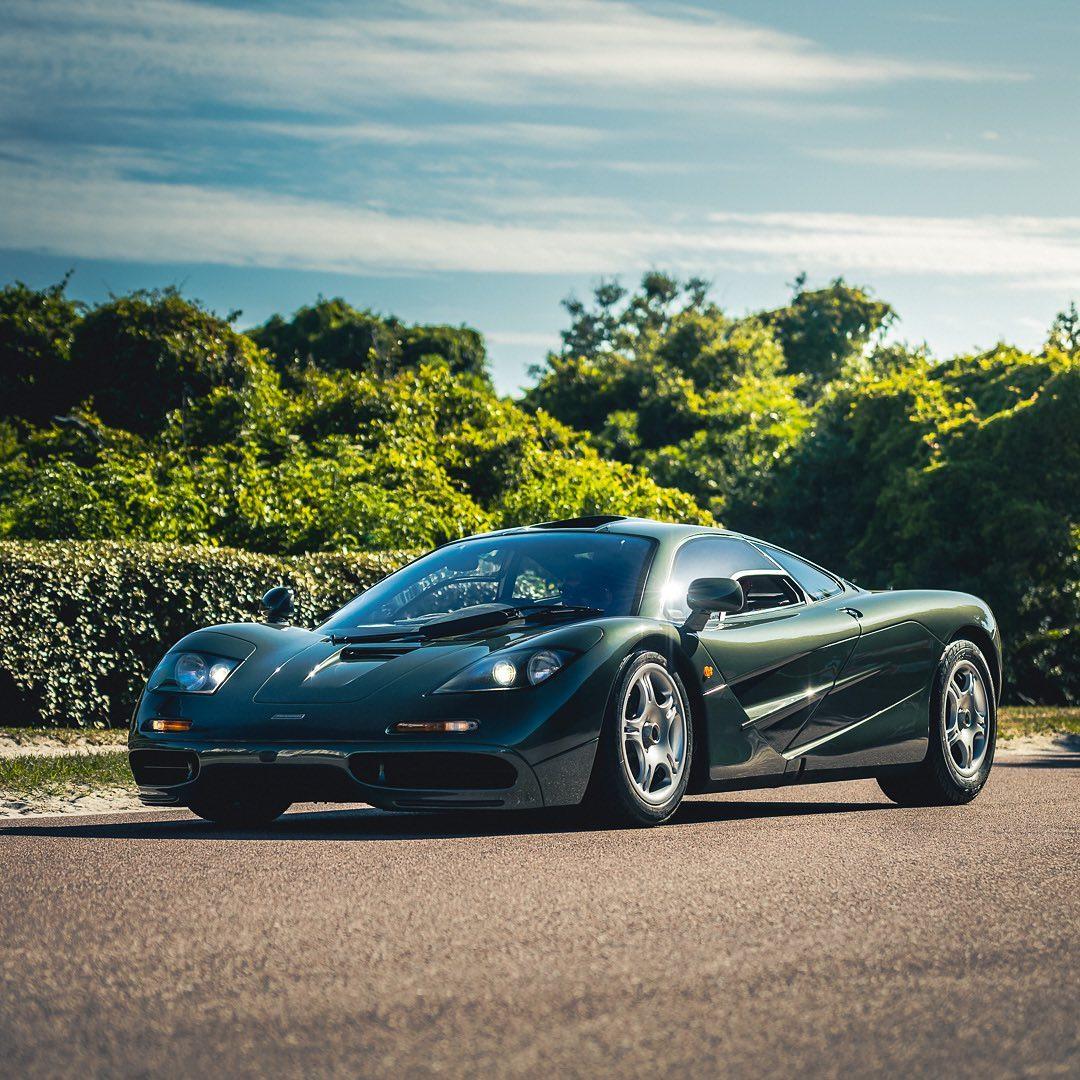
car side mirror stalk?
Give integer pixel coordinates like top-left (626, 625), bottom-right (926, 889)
top-left (261, 586), bottom-right (295, 626)
top-left (683, 577), bottom-right (744, 632)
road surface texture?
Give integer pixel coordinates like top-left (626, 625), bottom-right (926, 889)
top-left (1, 756), bottom-right (1076, 1079)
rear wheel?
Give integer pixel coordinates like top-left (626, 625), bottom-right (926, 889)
top-left (583, 650), bottom-right (693, 826)
top-left (877, 639), bottom-right (996, 806)
top-left (185, 793), bottom-right (292, 828)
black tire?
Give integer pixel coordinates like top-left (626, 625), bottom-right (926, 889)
top-left (185, 793), bottom-right (292, 828)
top-left (582, 650), bottom-right (693, 827)
top-left (877, 639), bottom-right (996, 807)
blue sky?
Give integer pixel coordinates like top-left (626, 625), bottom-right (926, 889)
top-left (1, 0), bottom-right (1077, 392)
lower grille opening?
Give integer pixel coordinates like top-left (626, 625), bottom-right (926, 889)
top-left (349, 752), bottom-right (517, 791)
top-left (196, 763), bottom-right (361, 803)
top-left (129, 749), bottom-right (199, 787)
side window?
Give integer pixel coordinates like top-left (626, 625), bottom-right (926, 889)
top-left (757, 544), bottom-right (843, 601)
top-left (663, 537), bottom-right (777, 621)
top-left (738, 573), bottom-right (803, 613)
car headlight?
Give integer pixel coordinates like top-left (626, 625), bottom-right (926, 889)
top-left (434, 648), bottom-right (574, 693)
top-left (149, 650), bottom-right (241, 694)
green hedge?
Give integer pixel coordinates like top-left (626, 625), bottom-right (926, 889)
top-left (0, 540), bottom-right (413, 727)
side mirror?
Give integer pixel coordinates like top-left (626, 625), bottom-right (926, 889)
top-left (684, 577), bottom-right (743, 632)
top-left (261, 586), bottom-right (295, 625)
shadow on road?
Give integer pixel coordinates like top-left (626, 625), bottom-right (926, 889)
top-left (0, 795), bottom-right (892, 842)
top-left (996, 756), bottom-right (1080, 769)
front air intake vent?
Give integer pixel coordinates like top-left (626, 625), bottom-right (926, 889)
top-left (340, 644), bottom-right (420, 662)
top-left (349, 752), bottom-right (517, 790)
top-left (129, 749), bottom-right (199, 787)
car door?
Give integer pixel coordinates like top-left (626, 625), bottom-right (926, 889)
top-left (754, 543), bottom-right (939, 768)
top-left (664, 537), bottom-right (861, 758)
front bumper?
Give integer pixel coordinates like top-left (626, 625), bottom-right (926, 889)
top-left (127, 737), bottom-right (597, 812)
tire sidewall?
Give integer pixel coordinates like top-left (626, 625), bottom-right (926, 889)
top-left (929, 640), bottom-right (996, 798)
top-left (600, 649), bottom-right (693, 825)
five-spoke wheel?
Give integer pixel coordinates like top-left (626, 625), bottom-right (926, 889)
top-left (585, 650), bottom-right (693, 826)
top-left (620, 662), bottom-right (688, 805)
top-left (942, 659), bottom-right (990, 779)
top-left (877, 639), bottom-right (996, 806)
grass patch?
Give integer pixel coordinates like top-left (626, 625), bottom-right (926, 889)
top-left (0, 750), bottom-right (132, 797)
top-left (0, 726), bottom-right (128, 747)
top-left (997, 706), bottom-right (1080, 740)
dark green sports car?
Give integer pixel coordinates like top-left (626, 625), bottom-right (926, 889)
top-left (129, 516), bottom-right (1001, 827)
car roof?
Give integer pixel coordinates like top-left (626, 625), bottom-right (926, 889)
top-left (472, 515), bottom-right (749, 545)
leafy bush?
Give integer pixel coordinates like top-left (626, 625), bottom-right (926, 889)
top-left (69, 289), bottom-right (263, 435)
top-left (738, 348), bottom-right (1080, 704)
top-left (251, 296), bottom-right (489, 382)
top-left (0, 278), bottom-right (82, 424)
top-left (0, 541), bottom-right (412, 727)
top-left (2, 273), bottom-right (1078, 706)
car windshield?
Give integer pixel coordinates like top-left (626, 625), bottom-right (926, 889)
top-left (322, 532), bottom-right (653, 630)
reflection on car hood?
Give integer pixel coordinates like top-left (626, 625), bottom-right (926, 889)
top-left (253, 621), bottom-right (602, 705)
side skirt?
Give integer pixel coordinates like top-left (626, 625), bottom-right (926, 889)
top-left (691, 759), bottom-right (922, 795)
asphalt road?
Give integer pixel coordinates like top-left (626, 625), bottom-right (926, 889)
top-left (1, 757), bottom-right (1077, 1079)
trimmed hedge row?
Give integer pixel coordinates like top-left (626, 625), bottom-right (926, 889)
top-left (0, 540), bottom-right (413, 727)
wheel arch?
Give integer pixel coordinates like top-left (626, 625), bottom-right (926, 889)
top-left (632, 628), bottom-right (710, 789)
top-left (949, 624), bottom-right (1001, 703)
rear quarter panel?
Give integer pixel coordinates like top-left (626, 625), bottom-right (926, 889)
top-left (795, 589), bottom-right (1000, 772)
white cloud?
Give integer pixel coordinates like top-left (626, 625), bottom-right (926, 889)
top-left (240, 119), bottom-right (602, 149)
top-left (808, 146), bottom-right (1036, 171)
top-left (703, 212), bottom-right (1080, 283)
top-left (2, 153), bottom-right (1078, 288)
top-left (0, 0), bottom-right (1008, 122)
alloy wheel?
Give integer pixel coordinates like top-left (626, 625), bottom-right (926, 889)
top-left (620, 662), bottom-right (688, 805)
top-left (942, 659), bottom-right (990, 779)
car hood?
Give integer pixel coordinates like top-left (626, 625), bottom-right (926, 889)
top-left (179, 619), bottom-right (606, 705)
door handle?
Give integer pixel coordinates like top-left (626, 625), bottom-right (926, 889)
top-left (841, 607), bottom-right (863, 619)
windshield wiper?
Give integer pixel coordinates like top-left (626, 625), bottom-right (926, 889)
top-left (415, 604), bottom-right (521, 639)
top-left (330, 603), bottom-right (603, 644)
top-left (328, 625), bottom-right (424, 644)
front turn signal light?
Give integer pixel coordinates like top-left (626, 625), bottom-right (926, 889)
top-left (148, 718), bottom-right (193, 733)
top-left (389, 720), bottom-right (479, 734)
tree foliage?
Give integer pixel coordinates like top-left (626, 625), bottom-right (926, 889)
top-left (0, 277), bottom-right (82, 424)
top-left (251, 296), bottom-right (489, 383)
top-left (69, 289), bottom-right (261, 435)
top-left (0, 273), bottom-right (1077, 703)
top-left (0, 282), bottom-right (708, 557)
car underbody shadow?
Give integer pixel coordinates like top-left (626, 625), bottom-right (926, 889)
top-left (0, 793), bottom-right (893, 842)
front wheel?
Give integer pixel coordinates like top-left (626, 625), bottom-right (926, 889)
top-left (583, 650), bottom-right (693, 826)
top-left (185, 793), bottom-right (292, 828)
top-left (877, 639), bottom-right (996, 807)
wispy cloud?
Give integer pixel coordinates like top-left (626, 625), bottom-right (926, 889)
top-left (0, 0), bottom-right (1010, 124)
top-left (704, 211), bottom-right (1080, 283)
top-left (3, 151), bottom-right (1078, 287)
top-left (240, 120), bottom-right (602, 150)
top-left (808, 146), bottom-right (1036, 171)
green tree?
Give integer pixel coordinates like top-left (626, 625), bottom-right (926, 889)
top-left (741, 345), bottom-right (1080, 703)
top-left (1046, 301), bottom-right (1079, 356)
top-left (0, 277), bottom-right (82, 424)
top-left (69, 289), bottom-right (261, 435)
top-left (766, 275), bottom-right (894, 391)
top-left (252, 297), bottom-right (488, 382)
